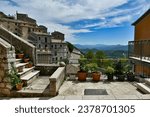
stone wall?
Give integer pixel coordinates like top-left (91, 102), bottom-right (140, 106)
top-left (0, 25), bottom-right (36, 64)
top-left (49, 67), bottom-right (65, 96)
top-left (35, 65), bottom-right (58, 76)
top-left (0, 38), bottom-right (16, 96)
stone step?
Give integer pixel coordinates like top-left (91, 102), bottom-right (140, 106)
top-left (12, 76), bottom-right (50, 97)
top-left (15, 59), bottom-right (22, 64)
top-left (21, 71), bottom-right (40, 86)
top-left (136, 83), bottom-right (150, 94)
top-left (18, 66), bottom-right (35, 78)
top-left (16, 63), bottom-right (28, 68)
top-left (16, 63), bottom-right (28, 72)
top-left (145, 79), bottom-right (150, 86)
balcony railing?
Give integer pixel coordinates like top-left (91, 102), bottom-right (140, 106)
top-left (128, 40), bottom-right (150, 63)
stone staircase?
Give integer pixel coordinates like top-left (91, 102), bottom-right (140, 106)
top-left (12, 58), bottom-right (50, 97)
top-left (15, 58), bottom-right (40, 86)
top-left (136, 79), bottom-right (150, 94)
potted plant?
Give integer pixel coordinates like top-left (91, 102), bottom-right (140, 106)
top-left (77, 57), bottom-right (88, 81)
top-left (86, 63), bottom-right (101, 81)
top-left (23, 55), bottom-right (30, 63)
top-left (125, 64), bottom-right (135, 81)
top-left (105, 66), bottom-right (115, 81)
top-left (8, 63), bottom-right (23, 90)
top-left (27, 61), bottom-right (33, 68)
top-left (16, 50), bottom-right (24, 59)
top-left (114, 60), bottom-right (125, 81)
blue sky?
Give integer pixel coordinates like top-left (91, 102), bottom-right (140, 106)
top-left (0, 0), bottom-right (150, 45)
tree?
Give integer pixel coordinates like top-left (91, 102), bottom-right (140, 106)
top-left (95, 50), bottom-right (106, 59)
top-left (85, 50), bottom-right (94, 60)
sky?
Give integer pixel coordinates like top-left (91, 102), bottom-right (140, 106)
top-left (0, 0), bottom-right (150, 45)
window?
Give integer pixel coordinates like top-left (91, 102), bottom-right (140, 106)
top-left (56, 57), bottom-right (58, 61)
top-left (39, 37), bottom-right (41, 40)
top-left (51, 45), bottom-right (53, 48)
top-left (60, 45), bottom-right (62, 47)
top-left (55, 52), bottom-right (57, 56)
top-left (55, 45), bottom-right (57, 49)
top-left (39, 44), bottom-right (41, 48)
top-left (45, 37), bottom-right (47, 42)
top-left (60, 57), bottom-right (62, 60)
top-left (45, 45), bottom-right (47, 48)
top-left (28, 28), bottom-right (31, 32)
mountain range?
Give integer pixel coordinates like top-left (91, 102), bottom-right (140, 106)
top-left (74, 44), bottom-right (128, 51)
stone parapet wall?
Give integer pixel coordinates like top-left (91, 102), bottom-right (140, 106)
top-left (0, 25), bottom-right (36, 64)
top-left (35, 65), bottom-right (58, 76)
top-left (49, 67), bottom-right (65, 96)
top-left (0, 38), bottom-right (16, 96)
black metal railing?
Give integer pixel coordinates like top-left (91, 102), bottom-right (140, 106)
top-left (128, 40), bottom-right (150, 61)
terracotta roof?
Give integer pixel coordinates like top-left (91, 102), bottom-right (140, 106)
top-left (132, 9), bottom-right (150, 25)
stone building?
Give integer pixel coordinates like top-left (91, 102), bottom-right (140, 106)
top-left (28, 31), bottom-right (69, 64)
top-left (0, 12), bottom-right (47, 39)
top-left (69, 47), bottom-right (83, 64)
top-left (0, 11), bottom-right (70, 64)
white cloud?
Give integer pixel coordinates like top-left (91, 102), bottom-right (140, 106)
top-left (0, 0), bottom-right (149, 43)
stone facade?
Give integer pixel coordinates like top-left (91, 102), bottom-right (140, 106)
top-left (0, 12), bottom-right (47, 39)
top-left (0, 38), bottom-right (16, 96)
top-left (29, 31), bottom-right (69, 64)
top-left (51, 31), bottom-right (64, 41)
top-left (0, 11), bottom-right (70, 65)
top-left (69, 48), bottom-right (83, 64)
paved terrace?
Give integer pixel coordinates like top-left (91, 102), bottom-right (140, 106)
top-left (1, 75), bottom-right (150, 100)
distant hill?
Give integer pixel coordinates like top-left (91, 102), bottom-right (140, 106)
top-left (74, 44), bottom-right (128, 51)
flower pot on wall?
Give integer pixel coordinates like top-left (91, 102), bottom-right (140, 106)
top-left (16, 83), bottom-right (23, 90)
top-left (92, 72), bottom-right (101, 81)
top-left (24, 58), bottom-right (30, 63)
top-left (77, 71), bottom-right (87, 81)
top-left (17, 54), bottom-right (24, 59)
top-left (27, 61), bottom-right (33, 68)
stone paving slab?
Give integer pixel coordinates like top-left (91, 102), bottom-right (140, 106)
top-left (82, 96), bottom-right (100, 100)
top-left (140, 94), bottom-right (150, 100)
top-left (114, 95), bottom-right (140, 100)
top-left (10, 98), bottom-right (40, 100)
top-left (64, 96), bottom-right (82, 100)
top-left (49, 96), bottom-right (65, 100)
top-left (57, 76), bottom-right (144, 100)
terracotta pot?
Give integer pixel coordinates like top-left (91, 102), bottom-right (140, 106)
top-left (17, 54), bottom-right (24, 59)
top-left (77, 71), bottom-right (87, 81)
top-left (24, 58), bottom-right (30, 63)
top-left (18, 66), bottom-right (23, 72)
top-left (28, 63), bottom-right (33, 68)
top-left (16, 83), bottom-right (23, 90)
top-left (92, 72), bottom-right (101, 81)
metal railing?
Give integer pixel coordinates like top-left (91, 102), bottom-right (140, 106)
top-left (128, 40), bottom-right (150, 62)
